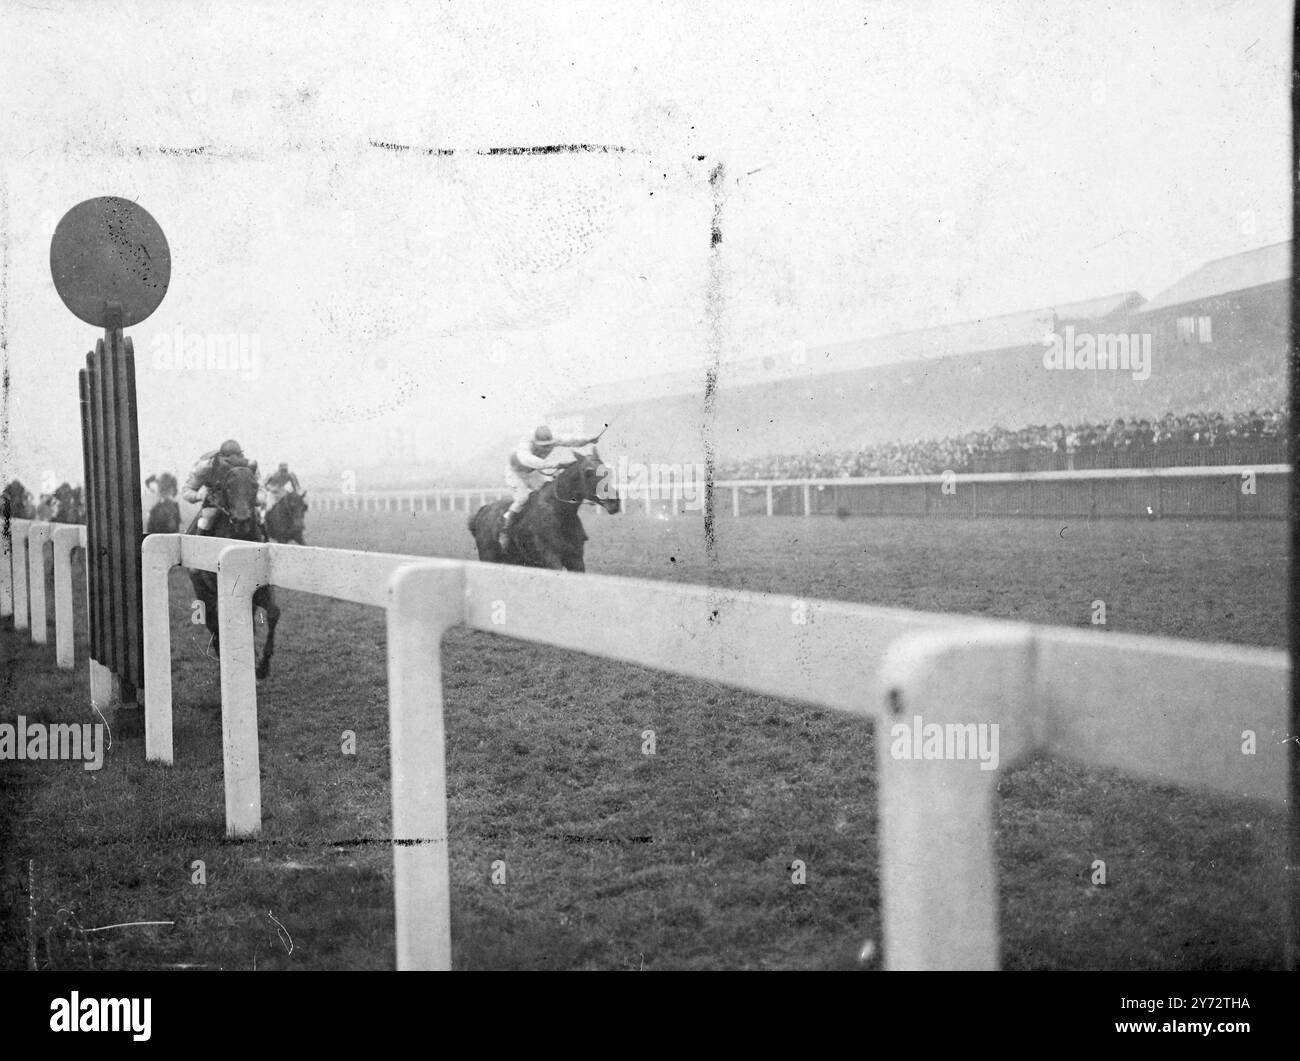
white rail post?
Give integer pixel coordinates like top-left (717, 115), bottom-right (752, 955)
top-left (803, 483), bottom-right (811, 517)
top-left (765, 485), bottom-right (773, 518)
top-left (89, 662), bottom-right (115, 711)
top-left (52, 525), bottom-right (82, 668)
top-left (217, 543), bottom-right (270, 837)
top-left (28, 521), bottom-right (54, 644)
top-left (11, 519), bottom-right (31, 630)
top-left (876, 626), bottom-right (1036, 970)
top-left (142, 533), bottom-right (182, 763)
top-left (732, 485), bottom-right (739, 518)
top-left (387, 561), bottom-right (464, 970)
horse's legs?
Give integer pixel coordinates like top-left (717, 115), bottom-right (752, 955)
top-left (207, 602), bottom-right (221, 659)
top-left (255, 589), bottom-right (279, 680)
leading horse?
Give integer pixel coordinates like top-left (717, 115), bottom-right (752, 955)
top-left (468, 448), bottom-right (619, 571)
top-left (187, 463), bottom-right (281, 679)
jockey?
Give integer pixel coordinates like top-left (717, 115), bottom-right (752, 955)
top-left (182, 439), bottom-right (262, 532)
top-left (500, 425), bottom-right (601, 549)
top-left (264, 462), bottom-right (302, 507)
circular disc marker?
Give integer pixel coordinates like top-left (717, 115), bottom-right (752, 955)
top-left (50, 197), bottom-right (171, 328)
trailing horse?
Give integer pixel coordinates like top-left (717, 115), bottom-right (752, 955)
top-left (266, 489), bottom-right (308, 545)
top-left (186, 463), bottom-right (281, 679)
top-left (2, 479), bottom-right (35, 520)
top-left (468, 448), bottom-right (620, 571)
top-left (147, 498), bottom-right (181, 535)
top-left (146, 471), bottom-right (179, 534)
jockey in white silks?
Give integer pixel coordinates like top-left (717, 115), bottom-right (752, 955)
top-left (500, 425), bottom-right (601, 550)
top-left (181, 439), bottom-right (264, 532)
top-left (264, 462), bottom-right (302, 508)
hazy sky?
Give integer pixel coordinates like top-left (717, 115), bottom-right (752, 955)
top-left (0, 0), bottom-right (1290, 489)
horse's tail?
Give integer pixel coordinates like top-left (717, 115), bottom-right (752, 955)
top-left (467, 507), bottom-right (480, 535)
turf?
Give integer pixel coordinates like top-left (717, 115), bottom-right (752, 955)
top-left (0, 511), bottom-right (1289, 969)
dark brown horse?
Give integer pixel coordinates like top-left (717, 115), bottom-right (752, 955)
top-left (146, 471), bottom-right (180, 534)
top-left (468, 448), bottom-right (619, 571)
top-left (51, 483), bottom-right (85, 524)
top-left (265, 489), bottom-right (307, 545)
top-left (2, 479), bottom-right (35, 520)
top-left (147, 498), bottom-right (181, 534)
top-left (187, 463), bottom-right (280, 679)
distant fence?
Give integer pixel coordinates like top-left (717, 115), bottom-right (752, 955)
top-left (312, 465), bottom-right (1290, 521)
top-left (3, 519), bottom-right (1293, 970)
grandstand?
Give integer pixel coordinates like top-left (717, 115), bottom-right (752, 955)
top-left (550, 242), bottom-right (1290, 473)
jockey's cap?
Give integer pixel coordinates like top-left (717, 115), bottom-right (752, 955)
top-left (219, 439), bottom-right (243, 457)
top-left (532, 426), bottom-right (554, 446)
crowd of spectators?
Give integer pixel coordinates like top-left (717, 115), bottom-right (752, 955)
top-left (715, 407), bottom-right (1289, 480)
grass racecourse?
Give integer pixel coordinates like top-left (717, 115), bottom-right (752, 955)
top-left (0, 510), bottom-right (1289, 970)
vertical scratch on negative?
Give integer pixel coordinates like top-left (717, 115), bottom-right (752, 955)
top-left (1, 173), bottom-right (10, 494)
top-left (28, 859), bottom-right (38, 971)
top-left (702, 161), bottom-right (724, 568)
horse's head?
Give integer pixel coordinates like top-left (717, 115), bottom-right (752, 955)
top-left (556, 448), bottom-right (620, 514)
top-left (219, 464), bottom-right (262, 533)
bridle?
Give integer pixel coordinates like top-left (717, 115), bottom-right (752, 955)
top-left (212, 468), bottom-right (261, 531)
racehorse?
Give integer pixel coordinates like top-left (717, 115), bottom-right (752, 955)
top-left (265, 489), bottom-right (308, 545)
top-left (146, 471), bottom-right (180, 534)
top-left (468, 448), bottom-right (620, 571)
top-left (2, 480), bottom-right (34, 519)
top-left (51, 483), bottom-right (84, 524)
top-left (186, 463), bottom-right (280, 679)
top-left (146, 497), bottom-right (181, 534)
top-left (146, 471), bottom-right (179, 499)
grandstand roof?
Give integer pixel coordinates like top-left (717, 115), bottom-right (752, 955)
top-left (553, 290), bottom-right (1145, 411)
top-left (1137, 240), bottom-right (1291, 314)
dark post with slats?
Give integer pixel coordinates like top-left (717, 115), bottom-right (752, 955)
top-left (54, 197), bottom-right (169, 731)
top-left (81, 308), bottom-right (146, 706)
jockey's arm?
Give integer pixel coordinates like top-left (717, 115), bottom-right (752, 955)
top-left (552, 435), bottom-right (597, 450)
top-left (513, 444), bottom-right (548, 471)
top-left (181, 456), bottom-right (214, 503)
